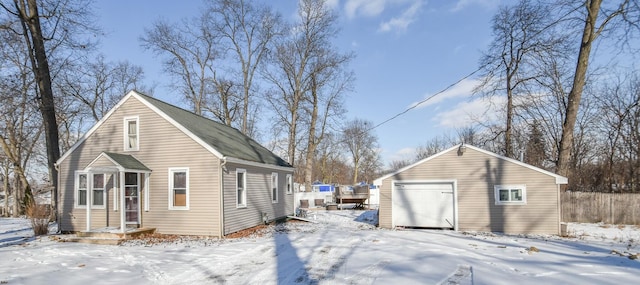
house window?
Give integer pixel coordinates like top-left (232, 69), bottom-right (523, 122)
top-left (286, 174), bottom-right (293, 195)
top-left (271, 173), bottom-right (278, 203)
top-left (494, 185), bottom-right (526, 205)
top-left (75, 172), bottom-right (88, 207)
top-left (237, 169), bottom-right (247, 208)
top-left (92, 173), bottom-right (106, 207)
top-left (169, 168), bottom-right (189, 210)
top-left (124, 117), bottom-right (139, 151)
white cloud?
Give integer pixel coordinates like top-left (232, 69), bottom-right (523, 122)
top-left (433, 96), bottom-right (505, 128)
top-left (450, 0), bottom-right (500, 12)
top-left (344, 0), bottom-right (387, 18)
top-left (378, 0), bottom-right (423, 33)
top-left (324, 0), bottom-right (340, 10)
top-left (410, 77), bottom-right (480, 109)
top-left (384, 147), bottom-right (417, 164)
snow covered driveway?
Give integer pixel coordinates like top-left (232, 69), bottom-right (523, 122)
top-left (1, 210), bottom-right (639, 284)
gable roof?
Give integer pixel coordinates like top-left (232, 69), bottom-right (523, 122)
top-left (57, 90), bottom-right (291, 169)
top-left (373, 144), bottom-right (568, 185)
top-left (85, 152), bottom-right (152, 172)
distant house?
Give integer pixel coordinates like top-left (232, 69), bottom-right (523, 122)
top-left (373, 144), bottom-right (567, 235)
top-left (55, 90), bottom-right (294, 236)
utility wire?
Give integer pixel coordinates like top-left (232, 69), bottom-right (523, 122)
top-left (369, 2), bottom-right (578, 133)
top-left (370, 66), bottom-right (482, 131)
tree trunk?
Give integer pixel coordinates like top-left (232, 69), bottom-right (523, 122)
top-left (2, 163), bottom-right (8, 217)
top-left (12, 178), bottom-right (20, 217)
top-left (287, 102), bottom-right (298, 166)
top-left (304, 79), bottom-right (320, 192)
top-left (557, 0), bottom-right (601, 177)
top-left (505, 72), bottom-right (514, 158)
top-left (352, 152), bottom-right (360, 185)
top-left (15, 0), bottom-right (61, 220)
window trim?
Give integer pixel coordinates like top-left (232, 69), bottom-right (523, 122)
top-left (91, 173), bottom-right (106, 209)
top-left (494, 184), bottom-right (526, 205)
top-left (168, 168), bottom-right (189, 210)
top-left (124, 116), bottom-right (139, 151)
top-left (271, 172), bottom-right (279, 203)
top-left (286, 174), bottom-right (293, 195)
top-left (236, 168), bottom-right (247, 208)
top-left (75, 171), bottom-right (88, 208)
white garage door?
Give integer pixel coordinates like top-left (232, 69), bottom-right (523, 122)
top-left (393, 182), bottom-right (455, 228)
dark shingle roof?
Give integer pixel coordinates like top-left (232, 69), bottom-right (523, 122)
top-left (102, 152), bottom-right (152, 171)
top-left (137, 93), bottom-right (291, 167)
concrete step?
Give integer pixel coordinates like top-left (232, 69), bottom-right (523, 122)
top-left (61, 227), bottom-right (156, 246)
top-left (63, 237), bottom-right (124, 245)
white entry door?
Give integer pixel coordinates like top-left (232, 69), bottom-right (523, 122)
top-left (393, 182), bottom-right (455, 228)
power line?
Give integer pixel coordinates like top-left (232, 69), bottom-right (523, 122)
top-left (370, 67), bottom-right (482, 131)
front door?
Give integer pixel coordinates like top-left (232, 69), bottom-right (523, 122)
top-left (124, 172), bottom-right (140, 225)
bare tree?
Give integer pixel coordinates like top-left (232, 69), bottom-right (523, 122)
top-left (387, 159), bottom-right (412, 173)
top-left (1, 0), bottom-right (56, 215)
top-left (205, 0), bottom-right (283, 136)
top-left (141, 17), bottom-right (219, 116)
top-left (596, 72), bottom-right (640, 192)
top-left (314, 132), bottom-right (347, 184)
top-left (1, 0), bottom-right (98, 219)
top-left (262, 36), bottom-right (305, 166)
top-left (557, 0), bottom-right (640, 177)
top-left (415, 135), bottom-right (454, 161)
top-left (477, 0), bottom-right (564, 158)
top-left (300, 0), bottom-right (353, 191)
top-left (0, 65), bottom-right (42, 215)
top-left (263, 0), bottom-right (352, 192)
top-left (58, 55), bottom-right (149, 122)
top-left (342, 118), bottom-right (380, 185)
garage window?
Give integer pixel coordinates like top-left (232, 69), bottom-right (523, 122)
top-left (494, 185), bottom-right (526, 205)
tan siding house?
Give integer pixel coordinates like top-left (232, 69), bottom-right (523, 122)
top-left (374, 144), bottom-right (567, 235)
top-left (56, 91), bottom-right (294, 236)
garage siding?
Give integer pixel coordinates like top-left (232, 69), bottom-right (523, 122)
top-left (379, 146), bottom-right (561, 235)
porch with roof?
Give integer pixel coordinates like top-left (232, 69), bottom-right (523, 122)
top-left (80, 152), bottom-right (153, 235)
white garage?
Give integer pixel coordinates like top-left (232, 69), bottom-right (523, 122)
top-left (374, 144), bottom-right (568, 235)
top-left (392, 181), bottom-right (457, 229)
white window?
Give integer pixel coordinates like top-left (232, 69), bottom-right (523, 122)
top-left (237, 169), bottom-right (247, 208)
top-left (286, 174), bottom-right (293, 195)
top-left (169, 168), bottom-right (189, 210)
top-left (494, 185), bottom-right (526, 205)
top-left (124, 116), bottom-right (139, 151)
top-left (75, 172), bottom-right (88, 208)
top-left (92, 173), bottom-right (106, 208)
top-left (271, 173), bottom-right (278, 203)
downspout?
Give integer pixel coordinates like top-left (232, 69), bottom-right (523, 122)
top-left (557, 183), bottom-right (562, 236)
top-left (219, 157), bottom-right (227, 238)
top-left (54, 162), bottom-right (60, 233)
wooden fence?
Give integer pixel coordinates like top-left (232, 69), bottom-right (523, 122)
top-left (562, 191), bottom-right (640, 225)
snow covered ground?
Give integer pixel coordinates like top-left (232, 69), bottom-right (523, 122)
top-left (1, 210), bottom-right (639, 284)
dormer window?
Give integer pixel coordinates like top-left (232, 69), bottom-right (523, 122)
top-left (124, 116), bottom-right (139, 151)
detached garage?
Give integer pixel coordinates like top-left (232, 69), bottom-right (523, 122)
top-left (374, 144), bottom-right (568, 235)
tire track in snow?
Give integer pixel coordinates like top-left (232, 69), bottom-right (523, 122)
top-left (342, 259), bottom-right (391, 285)
top-left (437, 264), bottom-right (473, 285)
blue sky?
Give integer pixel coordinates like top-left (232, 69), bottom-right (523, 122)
top-left (95, 0), bottom-right (503, 165)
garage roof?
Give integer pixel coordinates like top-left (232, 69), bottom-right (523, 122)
top-left (374, 144), bottom-right (568, 185)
